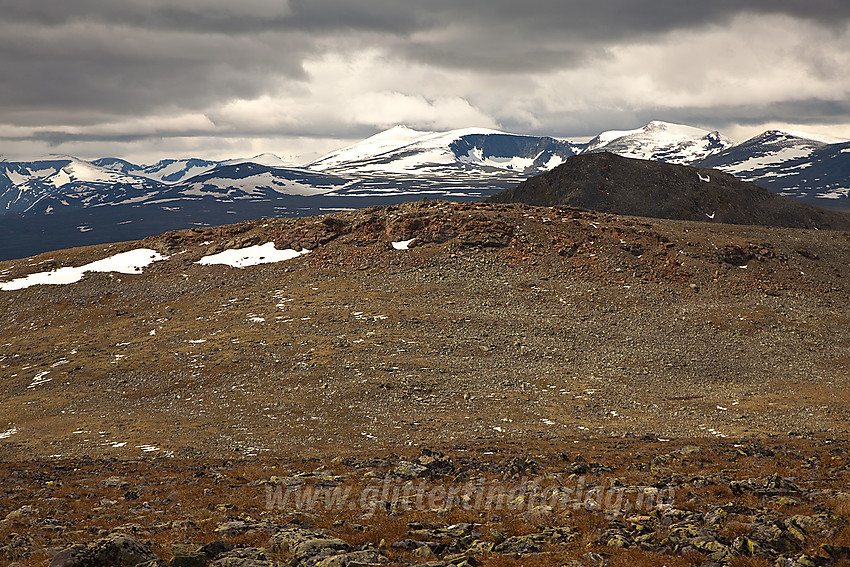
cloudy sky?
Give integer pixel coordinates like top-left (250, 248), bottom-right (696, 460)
top-left (2, 1), bottom-right (850, 163)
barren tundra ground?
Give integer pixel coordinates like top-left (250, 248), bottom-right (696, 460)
top-left (1, 200), bottom-right (849, 566)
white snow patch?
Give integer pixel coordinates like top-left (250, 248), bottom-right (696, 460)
top-left (142, 161), bottom-right (215, 183)
top-left (311, 126), bottom-right (436, 169)
top-left (28, 370), bottom-right (51, 389)
top-left (197, 243), bottom-right (309, 268)
top-left (0, 427), bottom-right (18, 440)
top-left (312, 126), bottom-right (512, 173)
top-left (458, 148), bottom-right (536, 170)
top-left (544, 154), bottom-right (565, 169)
top-left (6, 170), bottom-right (30, 185)
top-left (0, 249), bottom-right (167, 291)
top-left (817, 188), bottom-right (850, 199)
top-left (392, 238), bottom-right (416, 250)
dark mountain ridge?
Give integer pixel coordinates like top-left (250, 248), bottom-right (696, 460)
top-left (486, 152), bottom-right (850, 230)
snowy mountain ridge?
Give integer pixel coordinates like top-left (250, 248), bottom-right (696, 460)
top-left (309, 125), bottom-right (576, 176)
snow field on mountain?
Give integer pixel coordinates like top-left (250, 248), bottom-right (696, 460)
top-left (723, 147), bottom-right (813, 174)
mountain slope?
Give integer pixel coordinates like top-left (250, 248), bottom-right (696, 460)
top-left (161, 162), bottom-right (353, 200)
top-left (696, 130), bottom-right (850, 207)
top-left (486, 152), bottom-right (850, 229)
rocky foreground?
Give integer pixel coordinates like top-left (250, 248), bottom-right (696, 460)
top-left (2, 440), bottom-right (850, 567)
top-left (0, 200), bottom-right (849, 565)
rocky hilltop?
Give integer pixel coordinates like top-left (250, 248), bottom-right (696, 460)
top-left (1, 200), bottom-right (849, 566)
top-left (1, 199), bottom-right (848, 459)
top-left (486, 152), bottom-right (850, 230)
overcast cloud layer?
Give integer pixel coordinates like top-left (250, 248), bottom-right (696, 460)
top-left (2, 1), bottom-right (850, 162)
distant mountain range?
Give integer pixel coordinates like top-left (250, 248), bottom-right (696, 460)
top-left (0, 121), bottom-right (848, 260)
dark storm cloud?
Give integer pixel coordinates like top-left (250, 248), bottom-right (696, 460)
top-left (1, 0), bottom-right (849, 148)
top-left (14, 1), bottom-right (846, 35)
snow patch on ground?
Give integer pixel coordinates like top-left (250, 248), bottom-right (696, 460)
top-left (817, 188), bottom-right (850, 199)
top-left (0, 249), bottom-right (168, 291)
top-left (392, 238), bottom-right (416, 250)
top-left (0, 427), bottom-right (18, 440)
top-left (28, 370), bottom-right (51, 389)
top-left (196, 242), bottom-right (310, 268)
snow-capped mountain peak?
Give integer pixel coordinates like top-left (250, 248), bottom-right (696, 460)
top-left (583, 120), bottom-right (733, 164)
top-left (310, 125), bottom-right (577, 176)
top-left (221, 153), bottom-right (294, 168)
top-left (765, 129), bottom-right (849, 145)
top-left (309, 126), bottom-right (437, 170)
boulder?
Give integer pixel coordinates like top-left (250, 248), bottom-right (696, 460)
top-left (49, 534), bottom-right (161, 567)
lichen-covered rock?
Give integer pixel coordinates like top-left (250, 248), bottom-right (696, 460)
top-left (751, 518), bottom-right (806, 555)
top-left (730, 474), bottom-right (802, 497)
top-left (269, 527), bottom-right (342, 554)
top-left (392, 461), bottom-right (429, 479)
top-left (313, 549), bottom-right (389, 567)
top-left (210, 548), bottom-right (278, 567)
top-left (169, 548), bottom-right (208, 567)
top-left (774, 554), bottom-right (829, 567)
top-left (494, 527), bottom-right (575, 556)
top-left (49, 534), bottom-right (161, 567)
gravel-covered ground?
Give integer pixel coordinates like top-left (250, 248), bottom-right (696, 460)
top-left (0, 200), bottom-right (847, 462)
